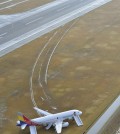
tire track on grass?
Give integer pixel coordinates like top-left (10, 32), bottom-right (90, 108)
top-left (38, 19), bottom-right (79, 112)
top-left (29, 31), bottom-right (57, 110)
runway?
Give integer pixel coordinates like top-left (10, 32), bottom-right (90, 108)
top-left (0, 0), bottom-right (53, 14)
top-left (87, 96), bottom-right (120, 134)
top-left (0, 0), bottom-right (111, 57)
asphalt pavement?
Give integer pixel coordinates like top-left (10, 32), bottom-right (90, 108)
top-left (87, 96), bottom-right (120, 134)
top-left (0, 0), bottom-right (111, 57)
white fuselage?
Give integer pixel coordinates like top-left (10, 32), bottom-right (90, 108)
top-left (32, 110), bottom-right (81, 124)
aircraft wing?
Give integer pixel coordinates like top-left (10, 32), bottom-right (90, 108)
top-left (55, 120), bottom-right (63, 134)
top-left (34, 107), bottom-right (52, 116)
top-left (29, 126), bottom-right (37, 134)
top-left (21, 124), bottom-right (27, 129)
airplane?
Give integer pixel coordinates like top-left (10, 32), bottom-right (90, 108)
top-left (16, 107), bottom-right (83, 134)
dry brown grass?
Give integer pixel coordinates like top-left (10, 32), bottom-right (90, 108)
top-left (0, 0), bottom-right (120, 134)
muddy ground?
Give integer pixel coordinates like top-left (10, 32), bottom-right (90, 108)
top-left (0, 0), bottom-right (54, 14)
top-left (0, 0), bottom-right (120, 134)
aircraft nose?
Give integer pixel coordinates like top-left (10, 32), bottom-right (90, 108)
top-left (79, 111), bottom-right (82, 115)
top-left (80, 111), bottom-right (82, 114)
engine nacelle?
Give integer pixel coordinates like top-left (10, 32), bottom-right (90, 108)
top-left (62, 122), bottom-right (69, 128)
top-left (16, 120), bottom-right (20, 126)
top-left (68, 117), bottom-right (73, 120)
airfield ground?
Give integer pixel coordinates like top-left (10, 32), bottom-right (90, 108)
top-left (0, 0), bottom-right (120, 134)
top-left (99, 107), bottom-right (120, 134)
top-left (0, 0), bottom-right (54, 14)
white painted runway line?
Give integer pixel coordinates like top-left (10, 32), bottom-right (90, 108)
top-left (0, 32), bottom-right (7, 39)
top-left (0, 32), bottom-right (7, 37)
top-left (25, 17), bottom-right (42, 25)
top-left (0, 0), bottom-right (112, 57)
top-left (57, 6), bottom-right (68, 12)
top-left (0, 0), bottom-right (12, 5)
top-left (0, 0), bottom-right (29, 10)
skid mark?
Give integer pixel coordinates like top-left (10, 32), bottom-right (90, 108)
top-left (29, 32), bottom-right (57, 114)
top-left (0, 0), bottom-right (12, 5)
top-left (44, 20), bottom-right (79, 85)
top-left (38, 19), bottom-right (79, 111)
top-left (29, 18), bottom-right (79, 114)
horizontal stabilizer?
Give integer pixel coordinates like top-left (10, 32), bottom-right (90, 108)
top-left (29, 126), bottom-right (37, 134)
top-left (21, 124), bottom-right (27, 130)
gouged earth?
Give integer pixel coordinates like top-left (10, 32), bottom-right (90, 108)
top-left (0, 0), bottom-right (120, 134)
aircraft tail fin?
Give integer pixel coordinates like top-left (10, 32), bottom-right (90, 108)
top-left (17, 112), bottom-right (33, 128)
top-left (17, 112), bottom-right (38, 133)
top-left (18, 112), bottom-right (31, 123)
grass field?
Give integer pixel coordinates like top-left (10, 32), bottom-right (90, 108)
top-left (0, 0), bottom-right (120, 134)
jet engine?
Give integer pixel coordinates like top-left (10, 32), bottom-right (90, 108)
top-left (68, 117), bottom-right (73, 120)
top-left (16, 121), bottom-right (20, 126)
top-left (62, 122), bottom-right (69, 127)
